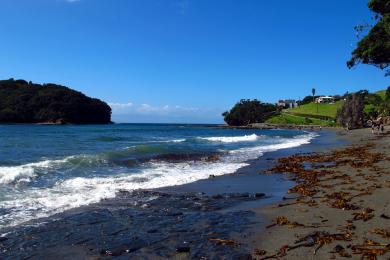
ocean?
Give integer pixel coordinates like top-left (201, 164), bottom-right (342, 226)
top-left (0, 124), bottom-right (316, 229)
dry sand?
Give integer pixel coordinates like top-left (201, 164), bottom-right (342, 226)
top-left (249, 126), bottom-right (390, 259)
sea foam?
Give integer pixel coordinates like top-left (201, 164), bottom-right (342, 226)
top-left (0, 133), bottom-right (317, 228)
top-left (0, 159), bottom-right (67, 185)
top-left (199, 134), bottom-right (262, 143)
top-left (0, 160), bottom-right (247, 228)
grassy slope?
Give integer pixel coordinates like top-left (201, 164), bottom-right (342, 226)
top-left (285, 101), bottom-right (343, 119)
top-left (266, 101), bottom-right (342, 127)
top-left (376, 90), bottom-right (386, 100)
top-left (266, 113), bottom-right (336, 126)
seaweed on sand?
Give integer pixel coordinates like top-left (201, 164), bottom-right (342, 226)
top-left (255, 143), bottom-right (389, 259)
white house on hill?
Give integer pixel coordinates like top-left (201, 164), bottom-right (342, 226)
top-left (315, 96), bottom-right (335, 104)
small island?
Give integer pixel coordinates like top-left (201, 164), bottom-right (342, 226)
top-left (0, 79), bottom-right (112, 124)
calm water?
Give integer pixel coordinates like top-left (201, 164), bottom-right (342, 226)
top-left (0, 124), bottom-right (316, 229)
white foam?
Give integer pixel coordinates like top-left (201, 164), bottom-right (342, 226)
top-left (229, 133), bottom-right (317, 160)
top-left (0, 132), bottom-right (317, 229)
top-left (199, 134), bottom-right (261, 143)
top-left (171, 139), bottom-right (186, 143)
top-left (0, 160), bottom-right (247, 228)
top-left (159, 139), bottom-right (186, 143)
top-left (143, 139), bottom-right (186, 144)
top-left (0, 159), bottom-right (67, 185)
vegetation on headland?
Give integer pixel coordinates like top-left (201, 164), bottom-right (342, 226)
top-left (222, 94), bottom-right (342, 127)
top-left (224, 88), bottom-right (389, 128)
top-left (337, 88), bottom-right (390, 129)
top-left (224, 0), bottom-right (389, 128)
top-left (222, 99), bottom-right (279, 126)
top-left (0, 79), bottom-right (112, 124)
top-left (270, 89), bottom-right (389, 129)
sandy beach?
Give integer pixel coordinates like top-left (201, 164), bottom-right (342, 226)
top-left (250, 126), bottom-right (390, 259)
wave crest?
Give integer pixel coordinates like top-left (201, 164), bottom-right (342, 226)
top-left (0, 132), bottom-right (318, 228)
top-left (0, 159), bottom-right (67, 185)
top-left (199, 134), bottom-right (261, 143)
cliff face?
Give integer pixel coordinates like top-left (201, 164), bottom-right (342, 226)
top-left (0, 79), bottom-right (112, 124)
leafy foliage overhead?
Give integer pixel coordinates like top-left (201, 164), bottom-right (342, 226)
top-left (347, 0), bottom-right (390, 75)
top-left (0, 79), bottom-right (112, 124)
top-left (222, 99), bottom-right (278, 126)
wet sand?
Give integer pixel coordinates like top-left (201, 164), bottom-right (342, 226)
top-left (0, 129), bottom-right (357, 259)
top-left (249, 126), bottom-right (390, 259)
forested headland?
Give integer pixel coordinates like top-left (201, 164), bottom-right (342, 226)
top-left (0, 79), bottom-right (112, 124)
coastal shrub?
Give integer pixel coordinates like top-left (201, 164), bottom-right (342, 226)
top-left (298, 95), bottom-right (319, 105)
top-left (386, 86), bottom-right (390, 100)
top-left (337, 89), bottom-right (390, 127)
top-left (0, 79), bottom-right (112, 124)
top-left (379, 89), bottom-right (390, 117)
top-left (364, 104), bottom-right (379, 119)
top-left (304, 117), bottom-right (313, 124)
top-left (337, 93), bottom-right (366, 129)
top-left (222, 99), bottom-right (278, 126)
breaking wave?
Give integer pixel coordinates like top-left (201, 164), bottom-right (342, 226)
top-left (199, 134), bottom-right (262, 143)
top-left (0, 130), bottom-right (317, 229)
top-left (0, 159), bottom-right (68, 185)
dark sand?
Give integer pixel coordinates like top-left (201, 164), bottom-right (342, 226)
top-left (0, 129), bottom-right (365, 259)
top-left (249, 126), bottom-right (390, 259)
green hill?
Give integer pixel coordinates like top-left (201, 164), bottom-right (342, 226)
top-left (265, 101), bottom-right (343, 127)
top-left (284, 101), bottom-right (343, 120)
top-left (265, 113), bottom-right (336, 126)
top-left (375, 90), bottom-right (386, 100)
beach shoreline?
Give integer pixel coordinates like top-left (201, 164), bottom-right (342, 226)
top-left (248, 126), bottom-right (390, 259)
top-left (0, 128), bottom-right (361, 259)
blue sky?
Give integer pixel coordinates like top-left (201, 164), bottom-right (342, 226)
top-left (0, 0), bottom-right (388, 123)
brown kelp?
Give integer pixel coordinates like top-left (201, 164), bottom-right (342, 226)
top-left (256, 143), bottom-right (389, 259)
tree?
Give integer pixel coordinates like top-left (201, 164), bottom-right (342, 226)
top-left (312, 88), bottom-right (316, 102)
top-left (222, 99), bottom-right (278, 126)
top-left (337, 92), bottom-right (367, 129)
top-left (298, 95), bottom-right (319, 105)
top-left (347, 0), bottom-right (390, 76)
top-left (364, 92), bottom-right (383, 118)
top-left (377, 86), bottom-right (390, 117)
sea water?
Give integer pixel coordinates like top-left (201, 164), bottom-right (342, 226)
top-left (0, 124), bottom-right (316, 229)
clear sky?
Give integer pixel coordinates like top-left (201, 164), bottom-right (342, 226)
top-left (0, 0), bottom-right (388, 123)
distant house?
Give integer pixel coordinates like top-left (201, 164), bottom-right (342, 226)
top-left (315, 96), bottom-right (335, 104)
top-left (277, 99), bottom-right (298, 109)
